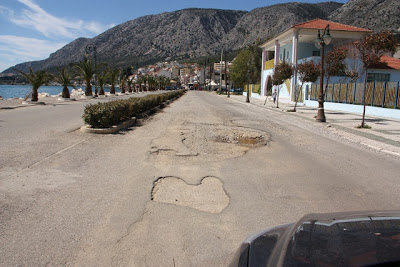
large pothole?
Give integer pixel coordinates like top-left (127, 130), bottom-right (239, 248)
top-left (213, 128), bottom-right (269, 148)
top-left (149, 123), bottom-right (270, 164)
top-left (151, 176), bottom-right (230, 213)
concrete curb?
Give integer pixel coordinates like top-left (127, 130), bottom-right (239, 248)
top-left (57, 97), bottom-right (77, 101)
top-left (22, 101), bottom-right (46, 105)
top-left (80, 117), bottom-right (137, 134)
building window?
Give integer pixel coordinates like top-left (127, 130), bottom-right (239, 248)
top-left (312, 51), bottom-right (320, 56)
top-left (367, 73), bottom-right (390, 82)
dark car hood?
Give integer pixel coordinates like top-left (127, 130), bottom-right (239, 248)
top-left (230, 210), bottom-right (400, 267)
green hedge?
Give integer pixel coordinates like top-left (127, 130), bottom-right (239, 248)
top-left (83, 90), bottom-right (185, 128)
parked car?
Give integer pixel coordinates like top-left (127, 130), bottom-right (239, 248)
top-left (229, 210), bottom-right (400, 267)
top-left (165, 86), bottom-right (173, 90)
top-left (231, 88), bottom-right (243, 93)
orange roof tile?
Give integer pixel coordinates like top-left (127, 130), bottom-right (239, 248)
top-left (380, 56), bottom-right (400, 70)
top-left (293, 19), bottom-right (372, 33)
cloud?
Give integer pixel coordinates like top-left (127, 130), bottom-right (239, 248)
top-left (0, 5), bottom-right (12, 15)
top-left (0, 0), bottom-right (115, 71)
top-left (5, 0), bottom-right (112, 39)
top-left (0, 35), bottom-right (66, 72)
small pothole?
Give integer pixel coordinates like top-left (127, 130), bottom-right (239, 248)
top-left (237, 136), bottom-right (265, 146)
top-left (214, 129), bottom-right (268, 148)
top-left (151, 176), bottom-right (230, 213)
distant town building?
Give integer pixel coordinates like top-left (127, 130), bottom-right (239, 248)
top-left (171, 66), bottom-right (179, 79)
top-left (156, 69), bottom-right (172, 79)
top-left (180, 68), bottom-right (191, 77)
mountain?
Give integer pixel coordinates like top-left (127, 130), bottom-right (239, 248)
top-left (3, 0), bottom-right (399, 74)
top-left (329, 0), bottom-right (400, 32)
top-left (221, 2), bottom-right (343, 50)
top-left (5, 9), bottom-right (246, 74)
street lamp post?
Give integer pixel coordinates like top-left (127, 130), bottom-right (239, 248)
top-left (209, 59), bottom-right (212, 91)
top-left (246, 57), bottom-right (251, 103)
top-left (203, 59), bottom-right (207, 91)
top-left (85, 44), bottom-right (97, 96)
top-left (225, 50), bottom-right (230, 98)
top-left (219, 49), bottom-right (223, 95)
top-left (314, 25), bottom-right (332, 122)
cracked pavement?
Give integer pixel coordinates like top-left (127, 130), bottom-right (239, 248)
top-left (1, 91), bottom-right (400, 266)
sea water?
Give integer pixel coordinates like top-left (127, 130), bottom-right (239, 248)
top-left (0, 85), bottom-right (117, 99)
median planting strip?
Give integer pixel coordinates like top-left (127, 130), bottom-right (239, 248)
top-left (80, 90), bottom-right (186, 134)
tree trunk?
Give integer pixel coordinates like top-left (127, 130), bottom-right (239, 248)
top-left (99, 86), bottom-right (105, 95)
top-left (294, 89), bottom-right (298, 112)
top-left (276, 85), bottom-right (280, 108)
top-left (62, 86), bottom-right (70, 98)
top-left (85, 83), bottom-right (92, 96)
top-left (246, 84), bottom-right (250, 103)
top-left (293, 83), bottom-right (304, 112)
top-left (361, 69), bottom-right (368, 127)
top-left (31, 87), bottom-right (38, 102)
top-left (110, 84), bottom-right (115, 94)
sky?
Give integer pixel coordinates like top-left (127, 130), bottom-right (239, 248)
top-left (0, 0), bottom-right (347, 72)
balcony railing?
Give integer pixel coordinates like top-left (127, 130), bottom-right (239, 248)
top-left (264, 59), bottom-right (275, 70)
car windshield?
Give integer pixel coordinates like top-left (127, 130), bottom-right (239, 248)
top-left (284, 216), bottom-right (400, 266)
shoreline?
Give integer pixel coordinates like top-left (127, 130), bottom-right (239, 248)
top-left (0, 90), bottom-right (147, 110)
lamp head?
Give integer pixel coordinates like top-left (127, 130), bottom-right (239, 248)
top-left (322, 26), bottom-right (332, 45)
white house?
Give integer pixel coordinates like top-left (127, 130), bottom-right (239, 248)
top-left (258, 19), bottom-right (400, 118)
top-left (259, 19), bottom-right (372, 101)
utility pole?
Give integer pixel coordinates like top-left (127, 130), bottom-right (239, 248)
top-left (204, 59), bottom-right (206, 90)
top-left (246, 57), bottom-right (251, 103)
top-left (210, 59), bottom-right (213, 92)
top-left (219, 49), bottom-right (223, 95)
top-left (225, 50), bottom-right (229, 98)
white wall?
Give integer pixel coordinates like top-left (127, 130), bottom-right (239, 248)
top-left (304, 100), bottom-right (400, 119)
top-left (261, 69), bottom-right (290, 99)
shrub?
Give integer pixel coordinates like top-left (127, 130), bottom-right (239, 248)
top-left (83, 90), bottom-right (185, 128)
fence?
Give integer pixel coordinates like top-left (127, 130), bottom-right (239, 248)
top-left (308, 82), bottom-right (400, 109)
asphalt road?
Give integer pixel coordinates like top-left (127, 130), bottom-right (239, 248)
top-left (1, 91), bottom-right (399, 266)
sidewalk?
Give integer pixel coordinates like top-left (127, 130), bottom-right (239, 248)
top-left (228, 94), bottom-right (400, 158)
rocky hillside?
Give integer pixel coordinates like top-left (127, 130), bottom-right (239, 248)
top-left (3, 0), bottom-right (399, 74)
top-left (329, 0), bottom-right (400, 32)
top-left (6, 9), bottom-right (246, 74)
top-left (222, 2), bottom-right (343, 50)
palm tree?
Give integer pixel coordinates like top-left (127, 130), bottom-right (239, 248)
top-left (108, 68), bottom-right (120, 94)
top-left (160, 76), bottom-right (170, 90)
top-left (127, 77), bottom-right (133, 93)
top-left (72, 56), bottom-right (95, 96)
top-left (16, 68), bottom-right (52, 102)
top-left (147, 75), bottom-right (156, 91)
top-left (136, 76), bottom-right (143, 92)
top-left (141, 75), bottom-right (148, 92)
top-left (120, 75), bottom-right (126, 94)
top-left (97, 70), bottom-right (108, 96)
top-left (55, 67), bottom-right (75, 98)
top-left (156, 76), bottom-right (166, 90)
